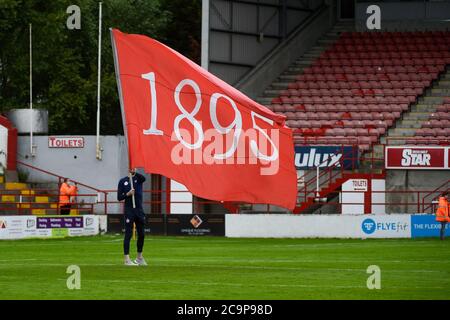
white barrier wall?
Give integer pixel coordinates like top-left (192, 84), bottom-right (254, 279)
top-left (341, 179), bottom-right (366, 214)
top-left (372, 179), bottom-right (386, 214)
top-left (170, 180), bottom-right (193, 214)
top-left (341, 179), bottom-right (386, 215)
top-left (225, 214), bottom-right (411, 238)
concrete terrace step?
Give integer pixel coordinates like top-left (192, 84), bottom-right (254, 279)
top-left (395, 122), bottom-right (422, 129)
top-left (411, 104), bottom-right (438, 112)
top-left (317, 38), bottom-right (337, 45)
top-left (309, 46), bottom-right (329, 54)
top-left (303, 52), bottom-right (322, 59)
top-left (256, 97), bottom-right (274, 106)
top-left (278, 74), bottom-right (298, 82)
top-left (418, 96), bottom-right (445, 104)
top-left (400, 112), bottom-right (434, 120)
top-left (430, 88), bottom-right (450, 95)
top-left (293, 59), bottom-right (314, 66)
top-left (263, 89), bottom-right (281, 97)
top-left (270, 82), bottom-right (290, 90)
top-left (389, 127), bottom-right (418, 134)
top-left (381, 136), bottom-right (410, 145)
top-left (437, 80), bottom-right (450, 88)
top-left (284, 70), bottom-right (304, 77)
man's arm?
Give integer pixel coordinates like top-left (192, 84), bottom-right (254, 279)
top-left (60, 183), bottom-right (68, 196)
top-left (135, 172), bottom-right (146, 184)
top-left (117, 179), bottom-right (135, 201)
top-left (117, 180), bottom-right (127, 201)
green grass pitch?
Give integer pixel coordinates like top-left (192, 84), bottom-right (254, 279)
top-left (0, 235), bottom-right (449, 300)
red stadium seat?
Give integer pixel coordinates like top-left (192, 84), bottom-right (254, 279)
top-left (269, 30), bottom-right (450, 149)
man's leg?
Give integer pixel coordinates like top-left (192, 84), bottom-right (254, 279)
top-left (60, 205), bottom-right (70, 215)
top-left (123, 212), bottom-right (136, 264)
top-left (134, 211), bottom-right (147, 265)
top-left (440, 222), bottom-right (446, 240)
top-left (136, 213), bottom-right (145, 256)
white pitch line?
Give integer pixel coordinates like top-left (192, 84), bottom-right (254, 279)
top-left (154, 257), bottom-right (450, 265)
top-left (0, 259), bottom-right (38, 262)
top-left (154, 263), bottom-right (448, 274)
top-left (0, 262), bottom-right (448, 275)
top-left (0, 263), bottom-right (117, 267)
top-left (58, 278), bottom-right (448, 290)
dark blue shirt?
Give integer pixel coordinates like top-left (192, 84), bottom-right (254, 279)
top-left (117, 173), bottom-right (146, 210)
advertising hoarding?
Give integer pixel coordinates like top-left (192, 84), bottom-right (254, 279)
top-left (385, 146), bottom-right (449, 170)
top-left (0, 215), bottom-right (99, 240)
top-left (295, 146), bottom-right (358, 169)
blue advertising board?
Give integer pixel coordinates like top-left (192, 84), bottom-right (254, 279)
top-left (294, 146), bottom-right (359, 169)
top-left (411, 214), bottom-right (450, 238)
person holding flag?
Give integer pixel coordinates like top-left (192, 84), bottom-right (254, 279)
top-left (117, 168), bottom-right (147, 266)
top-left (110, 29), bottom-right (297, 212)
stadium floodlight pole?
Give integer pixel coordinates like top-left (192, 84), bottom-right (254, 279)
top-left (29, 23), bottom-right (34, 157)
top-left (201, 0), bottom-right (209, 70)
top-left (96, 2), bottom-right (103, 160)
top-left (110, 28), bottom-right (136, 209)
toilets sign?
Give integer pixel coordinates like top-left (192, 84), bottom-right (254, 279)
top-left (48, 137), bottom-right (85, 148)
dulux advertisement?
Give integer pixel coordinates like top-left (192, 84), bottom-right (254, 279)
top-left (294, 146), bottom-right (359, 169)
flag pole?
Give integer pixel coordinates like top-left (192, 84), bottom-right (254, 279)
top-left (128, 171), bottom-right (136, 208)
top-left (29, 23), bottom-right (34, 157)
top-left (110, 28), bottom-right (136, 209)
top-left (96, 2), bottom-right (103, 160)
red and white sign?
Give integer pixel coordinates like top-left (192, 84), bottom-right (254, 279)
top-left (48, 137), bottom-right (84, 148)
top-left (351, 179), bottom-right (368, 192)
top-left (385, 146), bottom-right (449, 170)
top-left (111, 29), bottom-right (297, 209)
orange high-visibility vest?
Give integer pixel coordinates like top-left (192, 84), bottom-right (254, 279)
top-left (435, 197), bottom-right (450, 222)
top-left (70, 185), bottom-right (78, 203)
top-left (59, 183), bottom-right (77, 205)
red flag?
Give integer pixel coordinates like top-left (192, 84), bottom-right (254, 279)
top-left (111, 29), bottom-right (297, 210)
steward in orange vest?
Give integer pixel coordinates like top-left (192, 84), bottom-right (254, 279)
top-left (59, 179), bottom-right (78, 215)
top-left (435, 191), bottom-right (449, 240)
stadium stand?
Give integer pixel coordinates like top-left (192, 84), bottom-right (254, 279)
top-left (259, 30), bottom-right (450, 150)
top-left (0, 170), bottom-right (88, 216)
top-left (404, 95), bottom-right (450, 145)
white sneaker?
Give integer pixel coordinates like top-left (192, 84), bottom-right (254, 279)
top-left (134, 258), bottom-right (148, 266)
top-left (124, 259), bottom-right (138, 266)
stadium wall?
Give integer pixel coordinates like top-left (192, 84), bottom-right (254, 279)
top-left (386, 170), bottom-right (450, 214)
top-left (17, 135), bottom-right (128, 186)
top-left (226, 214), bottom-right (412, 238)
top-left (2, 213), bottom-right (448, 240)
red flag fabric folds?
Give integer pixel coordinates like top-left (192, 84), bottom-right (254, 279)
top-left (111, 29), bottom-right (297, 210)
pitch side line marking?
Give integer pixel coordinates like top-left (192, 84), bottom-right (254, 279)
top-left (1, 263), bottom-right (448, 275)
top-left (62, 279), bottom-right (449, 290)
